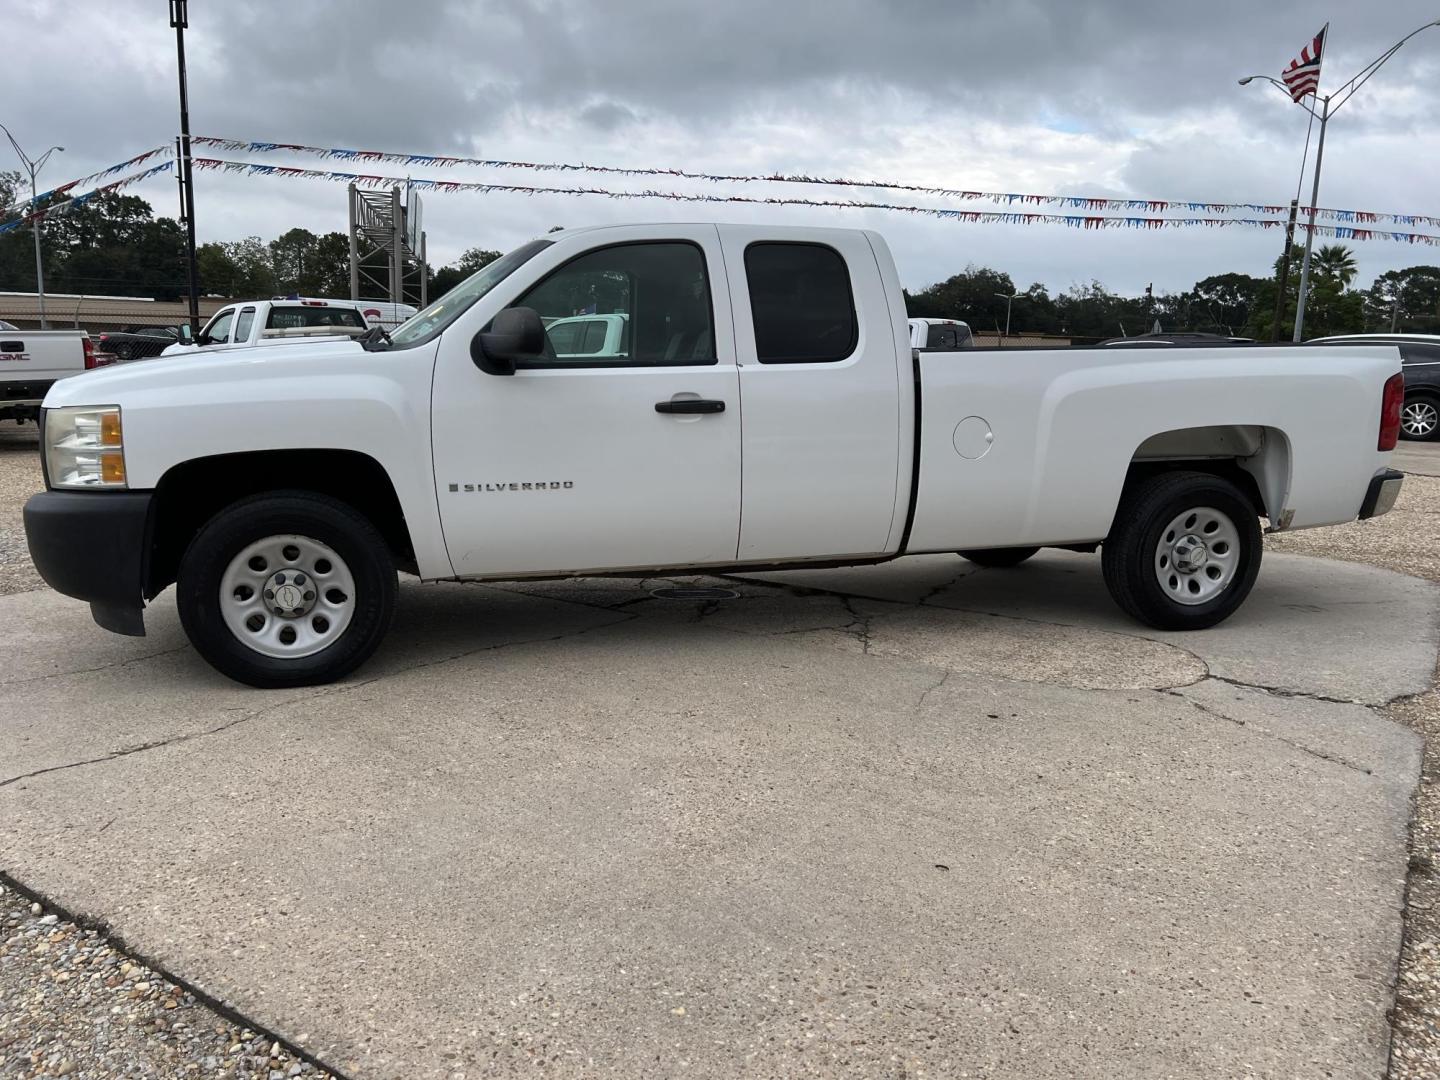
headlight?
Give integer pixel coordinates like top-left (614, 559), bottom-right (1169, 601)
top-left (44, 406), bottom-right (127, 489)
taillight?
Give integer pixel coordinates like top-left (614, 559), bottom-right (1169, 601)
top-left (83, 337), bottom-right (97, 370)
top-left (1379, 372), bottom-right (1405, 451)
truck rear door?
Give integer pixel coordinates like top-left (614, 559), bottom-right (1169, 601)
top-left (719, 228), bottom-right (909, 561)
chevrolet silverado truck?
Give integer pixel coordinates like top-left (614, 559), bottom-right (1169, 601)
top-left (24, 224), bottom-right (1406, 687)
top-left (0, 327), bottom-right (112, 422)
top-left (158, 298), bottom-right (371, 358)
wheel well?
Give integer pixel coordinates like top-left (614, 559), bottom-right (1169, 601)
top-left (146, 450), bottom-right (415, 597)
top-left (1124, 459), bottom-right (1267, 518)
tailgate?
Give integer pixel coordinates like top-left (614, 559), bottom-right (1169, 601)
top-left (0, 331), bottom-right (88, 382)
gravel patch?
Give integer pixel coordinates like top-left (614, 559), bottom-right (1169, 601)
top-left (0, 882), bottom-right (332, 1080)
top-left (1264, 462), bottom-right (1440, 1080)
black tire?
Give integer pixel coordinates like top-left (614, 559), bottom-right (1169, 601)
top-left (1401, 393), bottom-right (1440, 441)
top-left (957, 546), bottom-right (1040, 568)
top-left (1101, 471), bottom-right (1262, 631)
top-left (176, 491), bottom-right (396, 688)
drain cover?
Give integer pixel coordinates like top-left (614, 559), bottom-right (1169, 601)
top-left (649, 586), bottom-right (740, 601)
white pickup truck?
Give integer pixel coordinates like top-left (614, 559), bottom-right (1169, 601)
top-left (158, 298), bottom-right (372, 358)
top-left (24, 223), bottom-right (1405, 687)
top-left (0, 327), bottom-right (112, 422)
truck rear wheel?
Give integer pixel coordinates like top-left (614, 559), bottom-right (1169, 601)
top-left (176, 491), bottom-right (396, 688)
top-left (957, 546), bottom-right (1040, 568)
top-left (1101, 471), bottom-right (1261, 631)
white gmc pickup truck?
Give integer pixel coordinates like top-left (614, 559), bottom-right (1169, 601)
top-left (24, 223), bottom-right (1406, 687)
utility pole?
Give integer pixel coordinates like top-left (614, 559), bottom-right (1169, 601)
top-left (1, 125), bottom-right (63, 330)
top-left (1272, 199), bottom-right (1299, 341)
top-left (170, 0), bottom-right (201, 334)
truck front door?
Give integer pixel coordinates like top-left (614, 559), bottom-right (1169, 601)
top-left (430, 227), bottom-right (742, 577)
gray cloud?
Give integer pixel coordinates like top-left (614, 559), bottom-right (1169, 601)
top-left (6, 0), bottom-right (1440, 296)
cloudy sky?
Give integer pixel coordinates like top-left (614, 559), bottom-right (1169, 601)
top-left (7, 0), bottom-right (1440, 301)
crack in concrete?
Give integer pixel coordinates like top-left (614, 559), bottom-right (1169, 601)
top-left (914, 669), bottom-right (952, 714)
top-left (839, 595), bottom-right (875, 655)
top-left (1162, 682), bottom-right (1375, 776)
top-left (0, 613), bottom-right (636, 791)
top-left (1, 645), bottom-right (193, 689)
top-left (729, 573), bottom-right (1212, 692)
top-left (1205, 673), bottom-right (1371, 708)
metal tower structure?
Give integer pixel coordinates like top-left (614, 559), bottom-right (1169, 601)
top-left (347, 184), bottom-right (427, 309)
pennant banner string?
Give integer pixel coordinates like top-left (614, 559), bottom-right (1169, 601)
top-left (0, 160), bottom-right (176, 235)
top-left (1, 146), bottom-right (172, 218)
top-left (192, 134), bottom-right (1440, 229)
top-left (183, 156), bottom-right (1440, 247)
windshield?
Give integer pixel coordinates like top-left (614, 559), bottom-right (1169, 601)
top-left (389, 238), bottom-right (553, 347)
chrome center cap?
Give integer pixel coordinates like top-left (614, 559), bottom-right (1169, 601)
top-left (262, 570), bottom-right (315, 618)
top-left (1172, 534), bottom-right (1209, 573)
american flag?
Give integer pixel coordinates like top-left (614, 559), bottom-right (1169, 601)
top-left (1281, 26), bottom-right (1327, 101)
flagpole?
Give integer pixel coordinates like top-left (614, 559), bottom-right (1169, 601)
top-left (1289, 24), bottom-right (1328, 341)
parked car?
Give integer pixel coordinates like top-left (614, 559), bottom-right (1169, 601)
top-left (0, 327), bottom-right (113, 422)
top-left (539, 313), bottom-right (629, 358)
top-left (94, 325), bottom-right (183, 362)
top-left (24, 223), bottom-right (1405, 687)
top-left (159, 298), bottom-right (370, 358)
top-left (908, 318), bottom-right (974, 350)
top-left (1307, 334), bottom-right (1440, 440)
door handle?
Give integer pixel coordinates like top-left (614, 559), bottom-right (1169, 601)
top-left (655, 399), bottom-right (726, 414)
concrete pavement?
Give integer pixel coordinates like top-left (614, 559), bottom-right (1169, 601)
top-left (1, 550), bottom-right (1436, 1078)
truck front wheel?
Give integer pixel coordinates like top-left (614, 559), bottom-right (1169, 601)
top-left (1101, 471), bottom-right (1262, 631)
top-left (176, 491), bottom-right (397, 688)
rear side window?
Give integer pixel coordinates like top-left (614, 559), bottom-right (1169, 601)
top-left (926, 324), bottom-right (972, 349)
top-left (266, 307), bottom-right (366, 330)
top-left (233, 307), bottom-right (256, 343)
top-left (744, 242), bottom-right (857, 364)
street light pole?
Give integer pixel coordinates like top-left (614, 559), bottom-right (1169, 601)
top-left (1, 124), bottom-right (63, 330)
top-left (1291, 93), bottom-right (1329, 342)
top-left (995, 291), bottom-right (1019, 344)
top-left (170, 0), bottom-right (201, 334)
top-left (1240, 18), bottom-right (1440, 341)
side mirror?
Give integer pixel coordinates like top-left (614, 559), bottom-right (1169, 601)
top-left (179, 324), bottom-right (194, 344)
top-left (471, 307), bottom-right (545, 376)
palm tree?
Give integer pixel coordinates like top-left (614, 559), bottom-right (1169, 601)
top-left (1313, 244), bottom-right (1358, 289)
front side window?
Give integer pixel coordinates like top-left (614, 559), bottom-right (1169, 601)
top-left (511, 242), bottom-right (715, 367)
top-left (204, 310), bottom-right (235, 344)
top-left (744, 243), bottom-right (857, 364)
top-left (233, 307), bottom-right (256, 344)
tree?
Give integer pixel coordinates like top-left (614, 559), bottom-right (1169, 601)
top-left (1364, 266), bottom-right (1440, 333)
top-left (0, 169), bottom-right (20, 212)
top-left (430, 246), bottom-right (502, 299)
top-left (905, 266), bottom-right (1018, 333)
top-left (1190, 273), bottom-right (1265, 335)
top-left (1312, 244), bottom-right (1358, 289)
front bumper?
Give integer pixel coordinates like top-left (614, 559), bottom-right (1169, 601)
top-left (1359, 468), bottom-right (1404, 521)
top-left (23, 490), bottom-right (153, 636)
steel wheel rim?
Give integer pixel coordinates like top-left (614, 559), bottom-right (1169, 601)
top-left (1153, 506), bottom-right (1241, 606)
top-left (219, 534), bottom-right (356, 659)
top-left (1401, 401), bottom-right (1437, 437)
